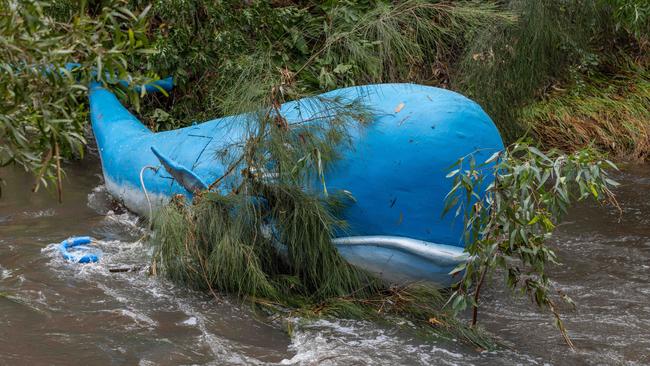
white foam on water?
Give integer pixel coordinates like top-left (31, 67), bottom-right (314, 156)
top-left (41, 238), bottom-right (147, 280)
top-left (21, 208), bottom-right (56, 218)
top-left (90, 282), bottom-right (159, 330)
top-left (170, 295), bottom-right (264, 365)
top-left (0, 265), bottom-right (13, 280)
top-left (103, 211), bottom-right (147, 234)
top-left (181, 317), bottom-right (198, 326)
top-left (117, 308), bottom-right (158, 328)
top-left (87, 185), bottom-right (113, 214)
top-left (278, 317), bottom-right (548, 366)
top-left (280, 319), bottom-right (435, 365)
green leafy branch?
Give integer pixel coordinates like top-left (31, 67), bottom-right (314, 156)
top-left (0, 0), bottom-right (156, 199)
top-left (444, 141), bottom-right (620, 348)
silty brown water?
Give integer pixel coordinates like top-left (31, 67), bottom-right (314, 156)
top-left (1, 160), bottom-right (648, 365)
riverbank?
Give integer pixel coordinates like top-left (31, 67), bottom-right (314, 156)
top-left (522, 67), bottom-right (650, 161)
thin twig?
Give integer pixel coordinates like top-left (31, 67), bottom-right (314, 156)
top-left (207, 154), bottom-right (246, 190)
top-left (471, 263), bottom-right (488, 326)
top-left (32, 148), bottom-right (53, 193)
top-left (549, 299), bottom-right (576, 350)
top-left (54, 140), bottom-right (63, 203)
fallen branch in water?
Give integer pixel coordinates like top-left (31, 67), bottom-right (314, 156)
top-left (109, 265), bottom-right (146, 273)
top-left (444, 140), bottom-right (620, 349)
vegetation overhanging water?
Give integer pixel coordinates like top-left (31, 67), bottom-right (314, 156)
top-left (0, 0), bottom-right (648, 361)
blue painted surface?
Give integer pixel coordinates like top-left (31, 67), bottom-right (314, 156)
top-left (150, 146), bottom-right (208, 193)
top-left (118, 76), bottom-right (174, 94)
top-left (63, 63), bottom-right (174, 93)
top-left (333, 236), bottom-right (467, 286)
top-left (59, 236), bottom-right (101, 263)
top-left (89, 82), bottom-right (504, 285)
top-left (337, 244), bottom-right (460, 286)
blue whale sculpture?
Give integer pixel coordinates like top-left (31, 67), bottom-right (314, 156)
top-left (89, 81), bottom-right (503, 286)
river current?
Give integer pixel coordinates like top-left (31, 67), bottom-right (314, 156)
top-left (1, 160), bottom-right (648, 365)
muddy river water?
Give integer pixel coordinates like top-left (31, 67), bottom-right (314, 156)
top-left (1, 160), bottom-right (649, 365)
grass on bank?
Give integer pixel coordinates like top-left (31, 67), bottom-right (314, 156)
top-left (522, 69), bottom-right (650, 160)
top-left (455, 0), bottom-right (612, 141)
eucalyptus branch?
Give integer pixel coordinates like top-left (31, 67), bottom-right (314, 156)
top-left (0, 0), bottom-right (156, 197)
top-left (444, 140), bottom-right (619, 348)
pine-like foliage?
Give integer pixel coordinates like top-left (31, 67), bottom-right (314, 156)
top-left (152, 185), bottom-right (378, 301)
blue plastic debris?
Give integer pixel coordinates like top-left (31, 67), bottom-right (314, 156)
top-left (58, 236), bottom-right (102, 263)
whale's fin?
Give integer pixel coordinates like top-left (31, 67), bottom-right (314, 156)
top-left (150, 146), bottom-right (208, 194)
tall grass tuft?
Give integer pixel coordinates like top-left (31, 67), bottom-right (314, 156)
top-left (455, 0), bottom-right (605, 141)
top-left (521, 67), bottom-right (650, 160)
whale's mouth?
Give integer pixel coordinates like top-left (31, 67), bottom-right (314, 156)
top-left (332, 235), bottom-right (468, 266)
